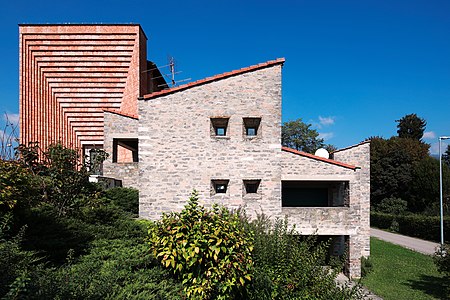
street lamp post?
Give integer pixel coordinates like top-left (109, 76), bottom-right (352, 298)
top-left (439, 136), bottom-right (450, 248)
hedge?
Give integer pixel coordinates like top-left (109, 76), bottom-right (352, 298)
top-left (371, 212), bottom-right (450, 243)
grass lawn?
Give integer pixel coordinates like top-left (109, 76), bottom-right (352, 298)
top-left (362, 237), bottom-right (447, 300)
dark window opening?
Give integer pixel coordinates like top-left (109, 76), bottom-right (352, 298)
top-left (112, 138), bottom-right (138, 163)
top-left (212, 179), bottom-right (229, 194)
top-left (243, 117), bottom-right (261, 137)
top-left (282, 181), bottom-right (349, 207)
top-left (211, 118), bottom-right (229, 137)
top-left (244, 179), bottom-right (261, 194)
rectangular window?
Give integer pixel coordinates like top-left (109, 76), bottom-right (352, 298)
top-left (281, 181), bottom-right (349, 207)
top-left (243, 117), bottom-right (261, 137)
top-left (211, 179), bottom-right (229, 195)
top-left (112, 138), bottom-right (138, 163)
top-left (211, 118), bottom-right (230, 137)
top-left (244, 179), bottom-right (261, 194)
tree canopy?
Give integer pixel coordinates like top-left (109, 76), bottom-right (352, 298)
top-left (396, 113), bottom-right (427, 140)
top-left (281, 118), bottom-right (325, 153)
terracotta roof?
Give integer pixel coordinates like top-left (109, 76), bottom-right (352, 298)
top-left (142, 58), bottom-right (285, 100)
top-left (103, 109), bottom-right (139, 120)
top-left (332, 140), bottom-right (370, 154)
top-left (281, 146), bottom-right (359, 170)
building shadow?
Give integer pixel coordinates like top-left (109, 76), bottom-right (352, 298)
top-left (406, 274), bottom-right (448, 299)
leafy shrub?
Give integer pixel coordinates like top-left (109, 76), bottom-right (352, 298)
top-left (0, 160), bottom-right (39, 211)
top-left (148, 191), bottom-right (253, 300)
top-left (0, 226), bottom-right (41, 298)
top-left (371, 212), bottom-right (450, 242)
top-left (434, 243), bottom-right (450, 297)
top-left (245, 215), bottom-right (362, 300)
top-left (375, 197), bottom-right (408, 215)
top-left (105, 187), bottom-right (139, 215)
top-left (25, 239), bottom-right (182, 299)
top-left (361, 256), bottom-right (373, 278)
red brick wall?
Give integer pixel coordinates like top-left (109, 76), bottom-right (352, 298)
top-left (19, 24), bottom-right (147, 150)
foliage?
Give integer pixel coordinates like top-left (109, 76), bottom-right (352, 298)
top-left (409, 156), bottom-right (450, 213)
top-left (363, 237), bottom-right (446, 300)
top-left (25, 239), bottom-right (182, 300)
top-left (443, 145), bottom-right (450, 167)
top-left (396, 113), bottom-right (427, 140)
top-left (434, 243), bottom-right (450, 297)
top-left (148, 191), bottom-right (254, 300)
top-left (281, 118), bottom-right (326, 153)
top-left (360, 256), bottom-right (373, 278)
top-left (13, 143), bottom-right (104, 217)
top-left (245, 215), bottom-right (362, 300)
top-left (0, 160), bottom-right (39, 211)
top-left (371, 212), bottom-right (450, 242)
top-left (105, 187), bottom-right (139, 216)
top-left (370, 136), bottom-right (429, 209)
top-left (0, 224), bottom-right (41, 297)
top-left (374, 197), bottom-right (407, 215)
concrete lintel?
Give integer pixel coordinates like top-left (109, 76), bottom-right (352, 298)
top-left (281, 175), bottom-right (355, 181)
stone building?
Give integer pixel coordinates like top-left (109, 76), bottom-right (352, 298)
top-left (20, 25), bottom-right (370, 278)
top-left (102, 58), bottom-right (370, 278)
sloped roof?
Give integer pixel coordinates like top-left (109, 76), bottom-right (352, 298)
top-left (332, 140), bottom-right (370, 153)
top-left (103, 109), bottom-right (138, 120)
top-left (282, 146), bottom-right (359, 170)
top-left (142, 58), bottom-right (285, 100)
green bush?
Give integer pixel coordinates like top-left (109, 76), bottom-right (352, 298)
top-left (375, 197), bottom-right (408, 215)
top-left (245, 215), bottom-right (362, 300)
top-left (25, 239), bottom-right (182, 299)
top-left (371, 212), bottom-right (450, 242)
top-left (434, 243), bottom-right (450, 297)
top-left (105, 187), bottom-right (139, 215)
top-left (361, 256), bottom-right (373, 278)
top-left (148, 191), bottom-right (253, 300)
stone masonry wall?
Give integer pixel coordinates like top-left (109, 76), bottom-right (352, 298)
top-left (333, 142), bottom-right (371, 260)
top-left (281, 149), bottom-right (369, 278)
top-left (103, 111), bottom-right (139, 189)
top-left (138, 65), bottom-right (283, 220)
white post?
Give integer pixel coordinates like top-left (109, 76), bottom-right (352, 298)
top-left (439, 136), bottom-right (450, 248)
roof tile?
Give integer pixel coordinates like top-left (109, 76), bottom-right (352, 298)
top-left (282, 146), bottom-right (359, 170)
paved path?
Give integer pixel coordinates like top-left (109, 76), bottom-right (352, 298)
top-left (370, 228), bottom-right (440, 255)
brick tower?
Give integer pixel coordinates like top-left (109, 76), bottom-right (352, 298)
top-left (19, 24), bottom-right (164, 153)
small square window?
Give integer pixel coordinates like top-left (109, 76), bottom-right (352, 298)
top-left (244, 180), bottom-right (261, 194)
top-left (246, 127), bottom-right (257, 136)
top-left (211, 179), bottom-right (229, 195)
top-left (211, 118), bottom-right (229, 137)
top-left (216, 127), bottom-right (226, 136)
top-left (243, 118), bottom-right (261, 137)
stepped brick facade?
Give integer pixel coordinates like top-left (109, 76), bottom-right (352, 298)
top-left (19, 25), bottom-right (370, 278)
top-left (19, 24), bottom-right (165, 151)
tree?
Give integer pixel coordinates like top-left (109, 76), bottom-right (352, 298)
top-left (370, 136), bottom-right (429, 208)
top-left (409, 156), bottom-right (450, 213)
top-left (443, 145), bottom-right (450, 167)
top-left (396, 113), bottom-right (427, 140)
top-left (282, 119), bottom-right (325, 153)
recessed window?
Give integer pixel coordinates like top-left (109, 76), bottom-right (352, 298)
top-left (244, 180), bottom-right (261, 194)
top-left (243, 118), bottom-right (261, 137)
top-left (211, 179), bottom-right (229, 195)
top-left (211, 118), bottom-right (229, 137)
top-left (112, 138), bottom-right (138, 163)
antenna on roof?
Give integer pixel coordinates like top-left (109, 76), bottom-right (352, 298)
top-left (164, 56), bottom-right (191, 88)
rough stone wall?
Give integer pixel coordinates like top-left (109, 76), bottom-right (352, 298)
top-left (103, 111), bottom-right (139, 189)
top-left (333, 142), bottom-right (371, 259)
top-left (281, 149), bottom-right (369, 278)
top-left (138, 65), bottom-right (283, 220)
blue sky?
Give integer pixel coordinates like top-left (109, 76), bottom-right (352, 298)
top-left (0, 0), bottom-right (449, 153)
